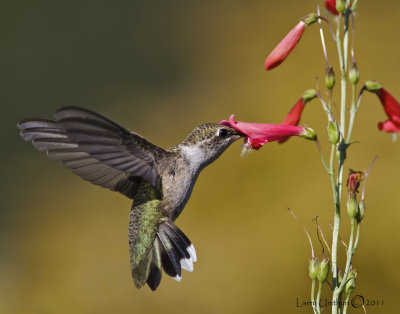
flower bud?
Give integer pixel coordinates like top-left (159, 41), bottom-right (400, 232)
top-left (265, 13), bottom-right (318, 70)
top-left (365, 80), bottom-right (382, 93)
top-left (309, 258), bottom-right (319, 280)
top-left (347, 196), bottom-right (359, 219)
top-left (325, 67), bottom-right (336, 90)
top-left (349, 62), bottom-right (360, 85)
top-left (357, 199), bottom-right (365, 222)
top-left (345, 270), bottom-right (357, 296)
top-left (327, 121), bottom-right (340, 144)
top-left (336, 0), bottom-right (346, 13)
top-left (300, 127), bottom-right (318, 141)
top-left (317, 258), bottom-right (330, 283)
top-left (325, 0), bottom-right (339, 15)
top-left (264, 21), bottom-right (306, 70)
top-left (302, 89), bottom-right (317, 103)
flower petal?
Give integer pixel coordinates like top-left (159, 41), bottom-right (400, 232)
top-left (377, 88), bottom-right (400, 125)
top-left (281, 98), bottom-right (305, 126)
top-left (325, 0), bottom-right (339, 15)
top-left (378, 120), bottom-right (400, 133)
top-left (220, 114), bottom-right (308, 149)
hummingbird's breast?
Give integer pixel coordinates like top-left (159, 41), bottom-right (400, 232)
top-left (159, 155), bottom-right (200, 221)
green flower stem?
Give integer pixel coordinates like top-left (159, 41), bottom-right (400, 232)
top-left (333, 217), bottom-right (356, 309)
top-left (329, 144), bottom-right (337, 204)
top-left (329, 143), bottom-right (340, 297)
top-left (332, 11), bottom-right (351, 313)
top-left (331, 200), bottom-right (341, 284)
top-left (339, 65), bottom-right (347, 135)
top-left (351, 0), bottom-right (359, 11)
top-left (343, 11), bottom-right (350, 75)
top-left (343, 294), bottom-right (351, 314)
top-left (311, 279), bottom-right (318, 314)
top-left (317, 93), bottom-right (333, 119)
top-left (317, 7), bottom-right (329, 67)
top-left (328, 89), bottom-right (333, 111)
top-left (352, 222), bottom-right (361, 254)
top-left (346, 88), bottom-right (364, 144)
top-left (337, 156), bottom-right (345, 202)
top-left (332, 150), bottom-right (346, 314)
top-left (316, 282), bottom-right (324, 314)
top-left (336, 15), bottom-right (347, 136)
top-left (346, 83), bottom-right (358, 143)
top-left (328, 143), bottom-right (341, 303)
top-left (316, 140), bottom-right (333, 175)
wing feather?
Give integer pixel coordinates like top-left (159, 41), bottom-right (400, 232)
top-left (17, 107), bottom-right (168, 198)
top-left (55, 107), bottom-right (163, 187)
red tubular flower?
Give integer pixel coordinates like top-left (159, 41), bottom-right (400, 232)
top-left (278, 98), bottom-right (305, 144)
top-left (264, 13), bottom-right (318, 70)
top-left (278, 89), bottom-right (317, 143)
top-left (365, 81), bottom-right (400, 133)
top-left (220, 114), bottom-right (316, 150)
top-left (365, 81), bottom-right (400, 134)
top-left (325, 0), bottom-right (339, 15)
top-left (376, 88), bottom-right (400, 126)
top-left (281, 98), bottom-right (305, 126)
top-left (265, 21), bottom-right (306, 70)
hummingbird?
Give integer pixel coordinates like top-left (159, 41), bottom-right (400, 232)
top-left (17, 106), bottom-right (244, 290)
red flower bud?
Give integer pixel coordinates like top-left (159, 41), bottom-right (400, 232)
top-left (264, 15), bottom-right (316, 71)
top-left (264, 21), bottom-right (306, 70)
top-left (220, 114), bottom-right (316, 150)
top-left (325, 0), bottom-right (350, 15)
top-left (325, 0), bottom-right (339, 15)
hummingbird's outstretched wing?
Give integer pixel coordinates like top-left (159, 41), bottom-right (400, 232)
top-left (18, 107), bottom-right (167, 198)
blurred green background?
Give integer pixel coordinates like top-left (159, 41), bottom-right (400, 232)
top-left (2, 1), bottom-right (400, 313)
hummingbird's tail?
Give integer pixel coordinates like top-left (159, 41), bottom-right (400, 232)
top-left (145, 219), bottom-right (197, 290)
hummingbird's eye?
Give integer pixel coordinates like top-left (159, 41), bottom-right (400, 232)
top-left (217, 128), bottom-right (229, 138)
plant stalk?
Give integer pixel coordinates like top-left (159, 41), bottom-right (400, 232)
top-left (316, 282), bottom-right (323, 314)
top-left (311, 279), bottom-right (318, 314)
top-left (332, 9), bottom-right (351, 313)
top-left (343, 294), bottom-right (351, 314)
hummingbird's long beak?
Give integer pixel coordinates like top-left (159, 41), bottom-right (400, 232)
top-left (230, 128), bottom-right (246, 140)
top-left (231, 129), bottom-right (247, 145)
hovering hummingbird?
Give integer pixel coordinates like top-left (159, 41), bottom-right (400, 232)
top-left (17, 107), bottom-right (245, 290)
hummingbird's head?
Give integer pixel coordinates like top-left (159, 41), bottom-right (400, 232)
top-left (179, 123), bottom-right (244, 171)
